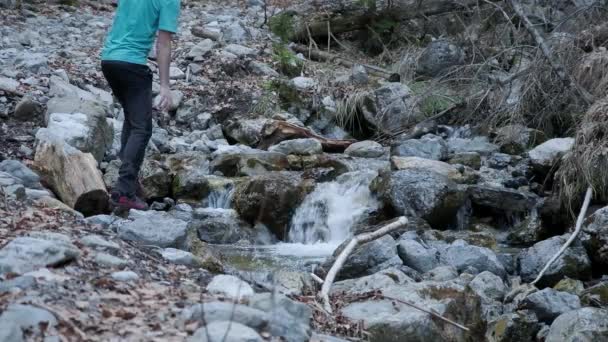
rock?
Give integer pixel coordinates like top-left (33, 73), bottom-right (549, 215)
top-left (469, 271), bottom-right (506, 301)
top-left (351, 64), bottom-right (369, 85)
top-left (0, 76), bottom-right (19, 93)
top-left (528, 137), bottom-right (574, 173)
top-left (390, 156), bottom-right (465, 183)
top-left (94, 253), bottom-right (127, 268)
top-left (13, 96), bottom-right (41, 121)
top-left (397, 239), bottom-right (440, 273)
top-left (417, 40), bottom-right (465, 77)
top-left (15, 52), bottom-right (48, 73)
top-left (322, 235), bottom-right (402, 281)
top-left (224, 119), bottom-right (268, 146)
top-left (0, 234), bottom-right (80, 275)
top-left (188, 39), bottom-right (217, 60)
top-left (468, 185), bottom-right (538, 212)
top-left (0, 304), bottom-right (57, 336)
top-left (154, 90), bottom-right (183, 111)
top-left (392, 135), bottom-right (448, 160)
top-left (581, 206), bottom-right (608, 270)
top-left (211, 148), bottom-right (289, 177)
top-left (374, 168), bottom-right (466, 228)
top-left (189, 321), bottom-right (263, 342)
top-left (207, 275), bottom-right (255, 301)
top-left (486, 310), bottom-right (541, 342)
top-left (249, 61), bottom-right (279, 77)
top-left (449, 152), bottom-right (482, 169)
top-left (330, 268), bottom-right (412, 295)
top-left (362, 82), bottom-right (423, 133)
top-left (111, 271), bottom-right (139, 282)
top-left (224, 44), bottom-right (256, 57)
top-left (547, 308), bottom-right (608, 341)
top-left (0, 321), bottom-right (22, 342)
top-left (447, 137), bottom-right (499, 156)
top-left (234, 172), bottom-right (310, 239)
top-left (340, 281), bottom-right (483, 342)
top-left (522, 288), bottom-right (581, 323)
top-left (181, 301), bottom-right (268, 330)
top-left (36, 110), bottom-right (112, 162)
top-left (0, 160), bottom-right (41, 189)
top-left (581, 281), bottom-right (608, 307)
top-left (190, 208), bottom-right (255, 244)
top-left (310, 333), bottom-right (350, 342)
top-left (166, 151), bottom-right (210, 201)
top-left (81, 235), bottom-right (120, 251)
top-left (250, 292), bottom-right (312, 323)
top-left (442, 240), bottom-right (506, 277)
top-left (344, 140), bottom-right (385, 158)
top-left (292, 76), bottom-right (316, 90)
top-left (494, 124), bottom-right (546, 155)
top-left (0, 275), bottom-right (36, 294)
top-left (268, 138), bottom-right (323, 155)
top-left (517, 234), bottom-right (592, 287)
top-left (223, 22), bottom-right (251, 43)
top-left (161, 248), bottom-right (201, 267)
top-left (116, 210), bottom-right (189, 249)
top-left (553, 277), bottom-right (585, 296)
top-left (422, 265), bottom-right (459, 281)
top-left (249, 292), bottom-right (312, 342)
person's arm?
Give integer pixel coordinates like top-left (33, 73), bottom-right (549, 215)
top-left (156, 30), bottom-right (173, 112)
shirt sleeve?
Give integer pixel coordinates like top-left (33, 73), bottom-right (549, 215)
top-left (159, 0), bottom-right (180, 33)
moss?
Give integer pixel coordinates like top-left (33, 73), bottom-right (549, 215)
top-left (269, 13), bottom-right (296, 42)
top-left (411, 81), bottom-right (460, 117)
top-left (187, 228), bottom-right (224, 273)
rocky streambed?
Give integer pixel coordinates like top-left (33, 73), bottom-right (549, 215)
top-left (2, 0), bottom-right (608, 341)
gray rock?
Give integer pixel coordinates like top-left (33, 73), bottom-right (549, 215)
top-left (0, 160), bottom-right (41, 188)
top-left (469, 185), bottom-right (538, 212)
top-left (249, 292), bottom-right (312, 324)
top-left (15, 52), bottom-right (48, 73)
top-left (153, 89), bottom-right (183, 111)
top-left (310, 333), bottom-right (350, 342)
top-left (191, 208), bottom-right (254, 244)
top-left (0, 276), bottom-right (36, 294)
top-left (495, 124), bottom-right (546, 155)
top-left (362, 82), bottom-right (423, 133)
top-left (189, 321), bottom-right (263, 342)
top-left (167, 151), bottom-right (210, 201)
top-left (581, 206), bottom-right (608, 269)
top-left (469, 271), bottom-right (506, 301)
top-left (223, 22), bottom-right (251, 43)
top-left (344, 140), bottom-right (385, 158)
top-left (392, 135), bottom-right (448, 160)
top-left (13, 96), bottom-right (41, 121)
top-left (447, 137), bottom-right (499, 156)
top-left (547, 308), bottom-right (608, 341)
top-left (449, 152), bottom-right (482, 169)
top-left (330, 268), bottom-right (412, 295)
top-left (81, 234), bottom-right (120, 251)
top-left (249, 61), bottom-right (279, 77)
top-left (224, 44), bottom-right (256, 57)
top-left (292, 76), bottom-right (316, 90)
top-left (111, 271), bottom-right (139, 282)
top-left (223, 119), bottom-right (269, 146)
top-left (517, 234), bottom-right (591, 287)
top-left (397, 239), bottom-right (440, 273)
top-left (374, 168), bottom-right (466, 228)
top-left (116, 210), bottom-right (189, 249)
top-left (249, 292), bottom-right (312, 342)
top-left (188, 39), bottom-right (217, 61)
top-left (522, 288), bottom-right (581, 323)
top-left (528, 138), bottom-right (574, 172)
top-left (417, 40), bottom-right (465, 77)
top-left (0, 235), bottom-right (80, 275)
top-left (181, 302), bottom-right (268, 330)
top-left (486, 310), bottom-right (541, 342)
top-left (268, 138), bottom-right (323, 155)
top-left (0, 304), bottom-right (57, 336)
top-left (422, 265), bottom-right (458, 281)
top-left (207, 275), bottom-right (255, 301)
top-left (211, 148), bottom-right (289, 177)
top-left (351, 64), bottom-right (369, 85)
top-left (322, 235), bottom-right (402, 281)
top-left (161, 248), bottom-right (200, 267)
top-left (94, 252), bottom-right (127, 268)
top-left (442, 240), bottom-right (506, 277)
top-left (0, 320), bottom-right (22, 342)
top-left (0, 76), bottom-right (19, 93)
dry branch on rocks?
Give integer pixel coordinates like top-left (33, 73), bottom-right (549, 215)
top-left (258, 120), bottom-right (357, 152)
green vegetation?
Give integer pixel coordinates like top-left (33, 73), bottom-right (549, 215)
top-left (272, 43), bottom-right (303, 77)
top-left (410, 81), bottom-right (461, 116)
top-left (269, 12), bottom-right (296, 42)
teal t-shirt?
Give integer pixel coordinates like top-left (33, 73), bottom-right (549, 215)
top-left (101, 0), bottom-right (180, 65)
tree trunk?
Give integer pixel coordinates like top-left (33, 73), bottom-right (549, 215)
top-left (258, 120), bottom-right (356, 153)
top-left (34, 139), bottom-right (109, 216)
top-left (275, 0), bottom-right (499, 41)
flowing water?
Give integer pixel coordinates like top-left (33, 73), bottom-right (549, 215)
top-left (206, 184), bottom-right (235, 209)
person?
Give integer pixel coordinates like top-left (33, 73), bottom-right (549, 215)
top-left (101, 0), bottom-right (180, 210)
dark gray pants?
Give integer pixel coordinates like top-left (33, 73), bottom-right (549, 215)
top-left (101, 60), bottom-right (153, 197)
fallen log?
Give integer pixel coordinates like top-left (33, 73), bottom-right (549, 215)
top-left (191, 27), bottom-right (222, 42)
top-left (272, 0), bottom-right (500, 42)
top-left (258, 120), bottom-right (356, 153)
top-left (34, 138), bottom-right (108, 216)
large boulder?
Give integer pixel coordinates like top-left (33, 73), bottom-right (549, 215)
top-left (0, 232), bottom-right (80, 275)
top-left (190, 208), bottom-right (256, 244)
top-left (344, 140), bottom-right (385, 158)
top-left (468, 185), bottom-right (538, 213)
top-left (528, 138), bottom-right (574, 174)
top-left (361, 82), bottom-right (424, 134)
top-left (115, 210), bottom-right (189, 250)
top-left (234, 172), bottom-right (311, 239)
top-left (321, 235), bottom-right (402, 281)
top-left (397, 238), bottom-right (441, 273)
top-left (546, 308), bottom-right (608, 341)
top-left (210, 146), bottom-right (289, 177)
top-left (521, 288), bottom-right (581, 323)
top-left (268, 138), bottom-right (323, 155)
top-left (581, 206), bottom-right (608, 270)
top-left (486, 310), bottom-right (542, 342)
top-left (417, 40), bottom-right (465, 77)
top-left (166, 152), bottom-right (210, 201)
top-left (517, 234), bottom-right (592, 287)
top-left (442, 240), bottom-right (507, 277)
top-left (373, 168), bottom-right (466, 228)
top-left (392, 135), bottom-right (448, 160)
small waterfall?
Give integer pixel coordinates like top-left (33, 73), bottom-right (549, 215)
top-left (206, 184), bottom-right (235, 209)
top-left (288, 170), bottom-right (379, 245)
top-left (454, 198), bottom-right (473, 231)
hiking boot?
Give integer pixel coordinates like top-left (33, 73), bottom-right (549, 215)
top-left (110, 192), bottom-right (149, 211)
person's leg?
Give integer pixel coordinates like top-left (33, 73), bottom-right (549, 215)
top-left (102, 61), bottom-right (131, 161)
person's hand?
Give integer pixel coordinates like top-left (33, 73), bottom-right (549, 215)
top-left (157, 86), bottom-right (172, 112)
